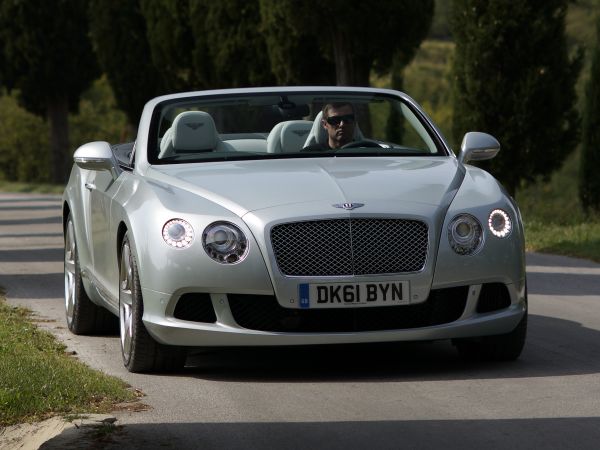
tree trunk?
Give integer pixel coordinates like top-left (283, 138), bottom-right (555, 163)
top-left (330, 30), bottom-right (371, 87)
top-left (46, 96), bottom-right (70, 184)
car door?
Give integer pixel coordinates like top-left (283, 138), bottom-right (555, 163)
top-left (86, 169), bottom-right (120, 308)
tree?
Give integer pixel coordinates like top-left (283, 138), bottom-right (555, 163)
top-left (193, 0), bottom-right (275, 88)
top-left (259, 1), bottom-right (336, 85)
top-left (0, 0), bottom-right (99, 183)
top-left (140, 0), bottom-right (203, 91)
top-left (579, 16), bottom-right (600, 213)
top-left (89, 0), bottom-right (165, 133)
top-left (451, 0), bottom-right (582, 197)
top-left (140, 0), bottom-right (275, 91)
top-left (259, 1), bottom-right (434, 87)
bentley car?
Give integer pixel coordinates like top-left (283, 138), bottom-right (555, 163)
top-left (62, 87), bottom-right (527, 373)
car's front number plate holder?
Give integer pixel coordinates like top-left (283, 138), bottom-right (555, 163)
top-left (298, 281), bottom-right (409, 309)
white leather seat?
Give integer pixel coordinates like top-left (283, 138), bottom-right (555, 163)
top-left (159, 111), bottom-right (232, 159)
top-left (303, 111), bottom-right (364, 148)
top-left (267, 120), bottom-right (312, 153)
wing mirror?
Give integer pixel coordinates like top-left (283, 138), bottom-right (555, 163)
top-left (74, 141), bottom-right (119, 178)
top-left (458, 132), bottom-right (500, 164)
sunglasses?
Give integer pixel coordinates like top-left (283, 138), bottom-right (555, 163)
top-left (325, 114), bottom-right (355, 126)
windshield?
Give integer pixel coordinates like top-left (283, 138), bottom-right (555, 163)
top-left (148, 91), bottom-right (447, 164)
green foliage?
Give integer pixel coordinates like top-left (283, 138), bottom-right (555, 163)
top-left (259, 0), bottom-right (434, 87)
top-left (0, 77), bottom-right (129, 185)
top-left (0, 0), bottom-right (99, 116)
top-left (0, 300), bottom-right (136, 426)
top-left (141, 0), bottom-right (277, 90)
top-left (579, 16), bottom-right (600, 213)
top-left (140, 0), bottom-right (202, 91)
top-left (89, 0), bottom-right (166, 126)
top-left (451, 0), bottom-right (582, 196)
top-left (259, 0), bottom-right (336, 85)
top-left (0, 0), bottom-right (100, 183)
top-left (70, 77), bottom-right (131, 147)
top-left (0, 91), bottom-right (51, 183)
top-left (195, 1), bottom-right (275, 88)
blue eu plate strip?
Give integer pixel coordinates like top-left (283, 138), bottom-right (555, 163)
top-left (299, 284), bottom-right (310, 309)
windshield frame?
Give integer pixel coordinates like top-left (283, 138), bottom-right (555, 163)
top-left (146, 88), bottom-right (451, 165)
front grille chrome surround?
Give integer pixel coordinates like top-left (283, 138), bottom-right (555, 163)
top-left (271, 218), bottom-right (428, 276)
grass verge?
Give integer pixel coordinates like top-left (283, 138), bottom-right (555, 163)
top-left (518, 148), bottom-right (600, 263)
top-left (0, 180), bottom-right (64, 194)
top-left (524, 221), bottom-right (600, 263)
top-left (0, 299), bottom-right (137, 427)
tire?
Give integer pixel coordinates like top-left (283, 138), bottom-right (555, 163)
top-left (119, 233), bottom-right (187, 373)
top-left (64, 214), bottom-right (117, 335)
top-left (454, 311), bottom-right (528, 361)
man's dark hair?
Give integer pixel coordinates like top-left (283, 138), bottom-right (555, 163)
top-left (322, 102), bottom-right (354, 119)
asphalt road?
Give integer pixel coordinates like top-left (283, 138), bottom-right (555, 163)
top-left (1, 192), bottom-right (600, 449)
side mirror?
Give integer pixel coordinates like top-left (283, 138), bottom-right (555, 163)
top-left (458, 132), bottom-right (500, 164)
top-left (74, 141), bottom-right (119, 178)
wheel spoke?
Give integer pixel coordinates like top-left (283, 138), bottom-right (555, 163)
top-left (119, 240), bottom-right (134, 360)
top-left (64, 220), bottom-right (77, 324)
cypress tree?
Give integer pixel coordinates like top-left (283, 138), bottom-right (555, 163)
top-left (89, 0), bottom-right (166, 131)
top-left (0, 0), bottom-right (99, 183)
top-left (579, 16), bottom-right (600, 213)
top-left (451, 0), bottom-right (582, 197)
top-left (258, 0), bottom-right (434, 88)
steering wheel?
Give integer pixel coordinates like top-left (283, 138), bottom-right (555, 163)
top-left (341, 140), bottom-right (383, 149)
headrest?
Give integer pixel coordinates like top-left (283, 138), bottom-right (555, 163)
top-left (172, 111), bottom-right (218, 151)
top-left (267, 120), bottom-right (312, 153)
top-left (303, 111), bottom-right (364, 147)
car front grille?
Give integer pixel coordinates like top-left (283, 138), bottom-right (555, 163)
top-left (270, 218), bottom-right (428, 276)
top-left (227, 287), bottom-right (468, 333)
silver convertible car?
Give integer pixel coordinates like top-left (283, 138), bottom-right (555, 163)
top-left (62, 87), bottom-right (526, 373)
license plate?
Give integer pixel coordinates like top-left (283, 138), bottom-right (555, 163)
top-left (298, 281), bottom-right (409, 309)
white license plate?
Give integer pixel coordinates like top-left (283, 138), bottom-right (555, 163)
top-left (298, 281), bottom-right (409, 309)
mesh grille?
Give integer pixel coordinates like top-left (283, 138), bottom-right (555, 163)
top-left (271, 218), bottom-right (428, 276)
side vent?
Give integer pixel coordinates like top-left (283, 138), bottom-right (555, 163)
top-left (173, 293), bottom-right (217, 323)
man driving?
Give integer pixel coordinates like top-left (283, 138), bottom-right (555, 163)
top-left (303, 102), bottom-right (356, 151)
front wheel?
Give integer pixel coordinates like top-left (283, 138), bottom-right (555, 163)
top-left (119, 233), bottom-right (186, 373)
top-left (64, 214), bottom-right (116, 334)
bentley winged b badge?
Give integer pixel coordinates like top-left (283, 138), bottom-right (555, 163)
top-left (332, 203), bottom-right (365, 210)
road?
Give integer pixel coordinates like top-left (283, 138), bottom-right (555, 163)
top-left (1, 192), bottom-right (599, 449)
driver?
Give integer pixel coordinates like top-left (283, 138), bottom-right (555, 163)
top-left (303, 102), bottom-right (356, 151)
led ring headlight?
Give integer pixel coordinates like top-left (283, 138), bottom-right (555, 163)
top-left (488, 209), bottom-right (512, 238)
top-left (202, 221), bottom-right (248, 264)
top-left (448, 214), bottom-right (483, 255)
top-left (162, 219), bottom-right (194, 248)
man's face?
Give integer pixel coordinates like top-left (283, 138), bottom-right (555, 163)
top-left (322, 105), bottom-right (355, 148)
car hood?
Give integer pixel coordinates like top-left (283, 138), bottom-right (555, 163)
top-left (146, 156), bottom-right (464, 217)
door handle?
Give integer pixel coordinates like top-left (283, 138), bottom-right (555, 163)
top-left (85, 182), bottom-right (96, 191)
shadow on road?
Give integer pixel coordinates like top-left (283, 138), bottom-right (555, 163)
top-left (169, 313), bottom-right (600, 383)
top-left (40, 417), bottom-right (600, 449)
top-left (0, 216), bottom-right (62, 226)
top-left (528, 270), bottom-right (600, 296)
top-left (0, 247), bottom-right (63, 262)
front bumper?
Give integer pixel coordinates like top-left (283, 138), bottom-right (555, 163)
top-left (141, 283), bottom-right (527, 347)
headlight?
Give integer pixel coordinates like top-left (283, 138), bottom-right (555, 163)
top-left (202, 221), bottom-right (248, 264)
top-left (162, 219), bottom-right (194, 249)
top-left (488, 209), bottom-right (512, 238)
top-left (448, 214), bottom-right (483, 255)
